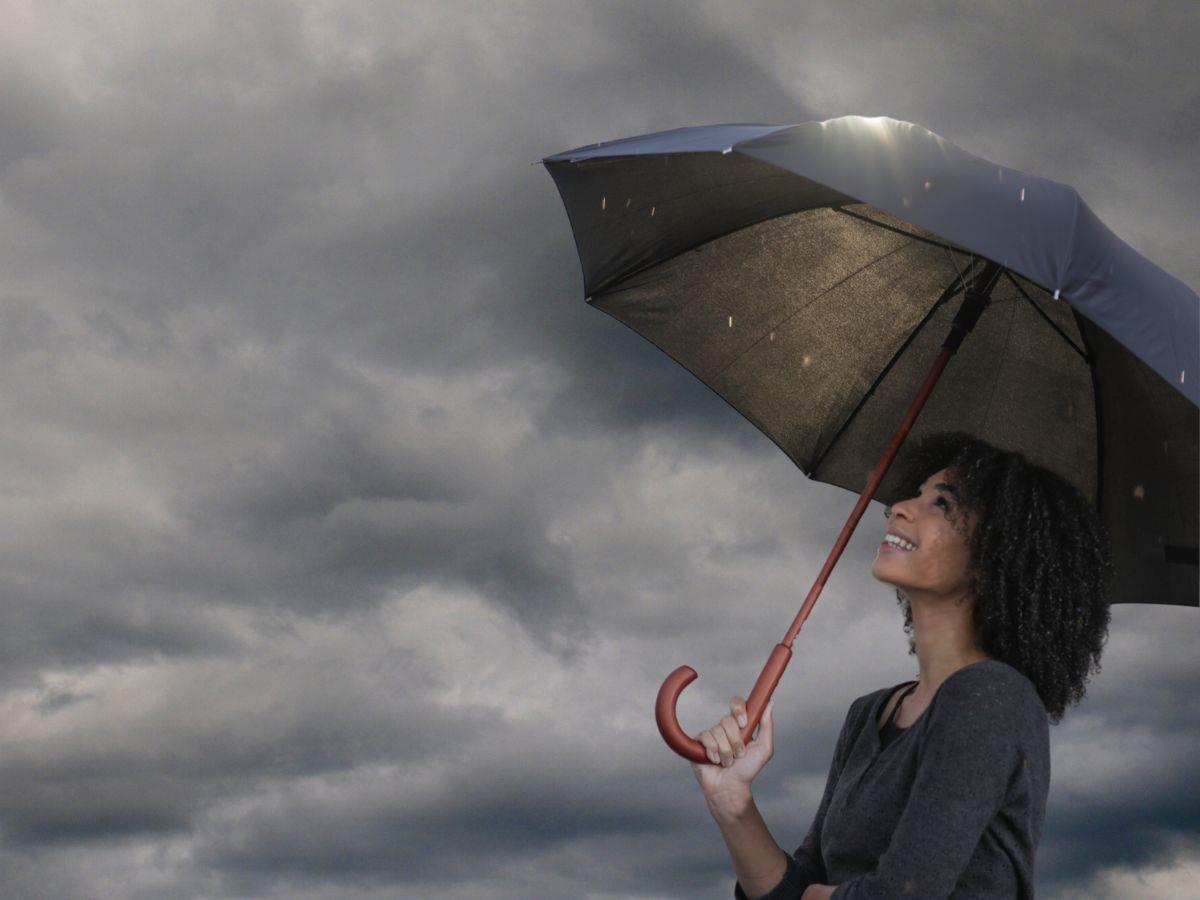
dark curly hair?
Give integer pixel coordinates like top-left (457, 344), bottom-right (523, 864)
top-left (883, 430), bottom-right (1114, 725)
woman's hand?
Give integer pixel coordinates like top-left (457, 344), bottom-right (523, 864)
top-left (690, 696), bottom-right (775, 816)
top-left (800, 885), bottom-right (836, 900)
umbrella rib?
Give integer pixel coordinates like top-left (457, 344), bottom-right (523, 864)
top-left (833, 205), bottom-right (971, 256)
top-left (713, 238), bottom-right (918, 381)
top-left (1002, 270), bottom-right (1089, 362)
top-left (808, 261), bottom-right (983, 477)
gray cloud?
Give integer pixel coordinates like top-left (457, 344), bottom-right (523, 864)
top-left (0, 0), bottom-right (1194, 896)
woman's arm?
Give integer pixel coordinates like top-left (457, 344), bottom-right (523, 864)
top-left (693, 699), bottom-right (794, 897)
top-left (708, 790), bottom-right (790, 898)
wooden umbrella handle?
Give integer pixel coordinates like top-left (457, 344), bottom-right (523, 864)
top-left (655, 644), bottom-right (794, 763)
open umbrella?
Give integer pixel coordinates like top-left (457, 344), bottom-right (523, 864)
top-left (541, 115), bottom-right (1198, 764)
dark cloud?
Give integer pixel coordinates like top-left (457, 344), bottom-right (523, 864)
top-left (0, 1), bottom-right (1194, 897)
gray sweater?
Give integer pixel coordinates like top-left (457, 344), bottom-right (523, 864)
top-left (734, 659), bottom-right (1050, 899)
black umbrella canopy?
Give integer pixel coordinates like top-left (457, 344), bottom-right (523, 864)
top-left (544, 116), bottom-right (1198, 607)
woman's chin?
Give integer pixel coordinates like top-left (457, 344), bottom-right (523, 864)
top-left (871, 558), bottom-right (902, 586)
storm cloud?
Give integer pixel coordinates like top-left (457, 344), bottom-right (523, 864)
top-left (0, 1), bottom-right (1196, 897)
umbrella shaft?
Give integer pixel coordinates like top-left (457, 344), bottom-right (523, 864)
top-left (781, 264), bottom-right (1000, 648)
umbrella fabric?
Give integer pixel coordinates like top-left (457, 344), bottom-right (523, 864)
top-left (544, 116), bottom-right (1198, 607)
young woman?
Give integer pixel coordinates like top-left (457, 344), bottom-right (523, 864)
top-left (692, 430), bottom-right (1114, 899)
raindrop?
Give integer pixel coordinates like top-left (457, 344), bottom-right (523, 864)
top-left (1181, 370), bottom-right (1186, 384)
top-left (924, 180), bottom-right (932, 190)
top-left (722, 147), bottom-right (733, 155)
top-left (802, 355), bottom-right (812, 367)
top-left (650, 206), bottom-right (656, 217)
top-left (770, 332), bottom-right (775, 341)
top-left (625, 198), bottom-right (631, 208)
top-left (902, 196), bottom-right (910, 207)
top-left (1133, 484), bottom-right (1145, 500)
top-left (601, 196), bottom-right (607, 210)
top-left (1019, 187), bottom-right (1026, 202)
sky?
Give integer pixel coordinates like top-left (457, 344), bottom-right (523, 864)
top-left (0, 1), bottom-right (1196, 897)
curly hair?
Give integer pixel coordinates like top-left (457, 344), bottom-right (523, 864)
top-left (883, 430), bottom-right (1114, 725)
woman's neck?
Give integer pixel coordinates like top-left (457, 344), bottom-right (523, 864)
top-left (909, 593), bottom-right (991, 703)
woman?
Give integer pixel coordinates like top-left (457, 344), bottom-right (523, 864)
top-left (692, 430), bottom-right (1114, 899)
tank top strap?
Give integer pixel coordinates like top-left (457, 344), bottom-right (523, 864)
top-left (886, 680), bottom-right (920, 729)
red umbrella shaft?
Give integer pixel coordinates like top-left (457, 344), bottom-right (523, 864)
top-left (781, 345), bottom-right (955, 647)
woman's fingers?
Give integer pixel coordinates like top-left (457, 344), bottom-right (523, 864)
top-left (712, 721), bottom-right (733, 766)
top-left (699, 696), bottom-right (774, 768)
top-left (730, 695), bottom-right (748, 730)
top-left (721, 714), bottom-right (745, 758)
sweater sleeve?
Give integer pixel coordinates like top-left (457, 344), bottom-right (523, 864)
top-left (734, 699), bottom-right (860, 900)
top-left (829, 670), bottom-right (1025, 900)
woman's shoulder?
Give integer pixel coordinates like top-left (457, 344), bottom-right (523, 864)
top-left (937, 659), bottom-right (1043, 707)
top-left (929, 659), bottom-right (1049, 744)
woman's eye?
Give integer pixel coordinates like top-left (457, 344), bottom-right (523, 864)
top-left (934, 496), bottom-right (949, 509)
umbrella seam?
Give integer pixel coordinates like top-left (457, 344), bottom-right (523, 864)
top-left (835, 206), bottom-right (971, 257)
top-left (979, 299), bottom-right (1017, 431)
top-left (1003, 271), bottom-right (1089, 362)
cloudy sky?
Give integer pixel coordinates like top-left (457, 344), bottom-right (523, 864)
top-left (0, 1), bottom-right (1196, 897)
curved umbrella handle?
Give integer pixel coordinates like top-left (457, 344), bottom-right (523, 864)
top-left (655, 643), bottom-right (794, 763)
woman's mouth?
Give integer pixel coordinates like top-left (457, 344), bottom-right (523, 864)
top-left (879, 534), bottom-right (917, 554)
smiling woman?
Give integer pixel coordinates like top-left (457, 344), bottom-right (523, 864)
top-left (691, 429), bottom-right (1115, 899)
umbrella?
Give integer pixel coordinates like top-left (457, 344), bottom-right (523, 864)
top-left (541, 115), bottom-right (1198, 764)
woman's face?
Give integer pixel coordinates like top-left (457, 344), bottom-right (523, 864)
top-left (871, 466), bottom-right (980, 601)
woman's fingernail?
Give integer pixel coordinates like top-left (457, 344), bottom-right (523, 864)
top-left (709, 752), bottom-right (719, 764)
top-left (738, 714), bottom-right (748, 727)
top-left (735, 747), bottom-right (745, 758)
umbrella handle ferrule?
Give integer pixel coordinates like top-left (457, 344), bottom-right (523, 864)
top-left (655, 644), bottom-right (793, 764)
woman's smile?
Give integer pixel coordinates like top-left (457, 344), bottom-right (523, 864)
top-left (879, 530), bottom-right (919, 553)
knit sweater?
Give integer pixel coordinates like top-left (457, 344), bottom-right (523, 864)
top-left (734, 659), bottom-right (1050, 899)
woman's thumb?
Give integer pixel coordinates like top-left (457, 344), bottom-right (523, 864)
top-left (759, 699), bottom-right (774, 741)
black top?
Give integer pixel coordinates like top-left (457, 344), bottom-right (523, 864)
top-left (734, 660), bottom-right (1050, 899)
